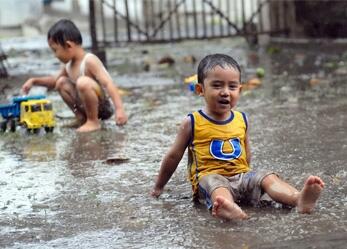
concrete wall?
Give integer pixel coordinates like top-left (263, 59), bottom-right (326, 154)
top-left (0, 0), bottom-right (42, 27)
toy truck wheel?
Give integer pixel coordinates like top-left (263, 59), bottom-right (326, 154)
top-left (0, 120), bottom-right (7, 132)
top-left (44, 127), bottom-right (54, 133)
top-left (23, 122), bottom-right (28, 130)
top-left (23, 123), bottom-right (31, 133)
top-left (0, 121), bottom-right (7, 132)
top-left (9, 119), bottom-right (16, 132)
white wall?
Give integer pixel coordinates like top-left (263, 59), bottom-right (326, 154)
top-left (0, 0), bottom-right (42, 27)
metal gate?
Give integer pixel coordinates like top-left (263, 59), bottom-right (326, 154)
top-left (89, 0), bottom-right (289, 48)
top-left (0, 43), bottom-right (8, 78)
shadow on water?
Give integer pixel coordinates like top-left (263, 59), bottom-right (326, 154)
top-left (1, 39), bottom-right (347, 248)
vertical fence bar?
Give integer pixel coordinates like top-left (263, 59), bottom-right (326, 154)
top-left (124, 0), bottom-right (132, 42)
top-left (175, 0), bottom-right (182, 39)
top-left (241, 0), bottom-right (246, 34)
top-left (100, 0), bottom-right (106, 44)
top-left (275, 0), bottom-right (280, 31)
top-left (150, 0), bottom-right (156, 41)
top-left (218, 0), bottom-right (223, 36)
top-left (89, 0), bottom-right (98, 51)
top-left (133, 0), bottom-right (141, 41)
top-left (0, 44), bottom-right (8, 78)
top-left (201, 0), bottom-right (207, 38)
top-left (234, 0), bottom-right (239, 29)
top-left (143, 0), bottom-right (150, 40)
top-left (210, 0), bottom-right (215, 36)
top-left (184, 0), bottom-right (189, 38)
top-left (192, 0), bottom-right (198, 38)
top-left (112, 0), bottom-right (119, 43)
top-left (89, 0), bottom-right (106, 65)
top-left (159, 0), bottom-right (165, 39)
top-left (167, 0), bottom-right (174, 40)
top-left (257, 0), bottom-right (263, 32)
top-left (282, 0), bottom-right (288, 35)
top-left (226, 0), bottom-right (231, 35)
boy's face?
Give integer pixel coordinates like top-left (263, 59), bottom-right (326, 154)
top-left (198, 65), bottom-right (241, 119)
top-left (48, 39), bottom-right (71, 63)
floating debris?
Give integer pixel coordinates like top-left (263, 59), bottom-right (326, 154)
top-left (104, 157), bottom-right (130, 165)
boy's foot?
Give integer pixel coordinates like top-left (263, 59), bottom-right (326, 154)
top-left (297, 176), bottom-right (325, 214)
top-left (212, 196), bottom-right (248, 220)
top-left (76, 120), bottom-right (101, 132)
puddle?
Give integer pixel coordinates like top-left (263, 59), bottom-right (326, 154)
top-left (1, 39), bottom-right (347, 248)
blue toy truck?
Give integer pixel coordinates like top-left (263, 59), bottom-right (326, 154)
top-left (0, 95), bottom-right (55, 133)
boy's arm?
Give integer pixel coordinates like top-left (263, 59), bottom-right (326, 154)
top-left (151, 116), bottom-right (192, 197)
top-left (86, 56), bottom-right (127, 125)
top-left (21, 68), bottom-right (66, 94)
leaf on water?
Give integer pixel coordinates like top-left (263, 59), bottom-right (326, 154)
top-left (104, 157), bottom-right (130, 165)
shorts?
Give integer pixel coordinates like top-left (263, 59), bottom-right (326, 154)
top-left (97, 97), bottom-right (114, 120)
top-left (198, 170), bottom-right (275, 209)
top-left (73, 81), bottom-right (114, 120)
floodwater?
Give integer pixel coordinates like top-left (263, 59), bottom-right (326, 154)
top-left (1, 39), bottom-right (347, 248)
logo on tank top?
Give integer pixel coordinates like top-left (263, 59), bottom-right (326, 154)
top-left (209, 138), bottom-right (242, 161)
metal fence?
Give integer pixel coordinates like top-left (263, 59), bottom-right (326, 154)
top-left (89, 0), bottom-right (289, 48)
top-left (0, 43), bottom-right (8, 78)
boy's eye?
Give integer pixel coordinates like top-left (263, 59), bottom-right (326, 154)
top-left (211, 82), bottom-right (222, 88)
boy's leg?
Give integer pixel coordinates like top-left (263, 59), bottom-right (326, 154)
top-left (211, 187), bottom-right (248, 220)
top-left (261, 174), bottom-right (324, 213)
top-left (75, 76), bottom-right (102, 132)
top-left (55, 76), bottom-right (86, 126)
top-left (199, 174), bottom-right (248, 220)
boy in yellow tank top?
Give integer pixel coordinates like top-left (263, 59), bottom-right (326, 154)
top-left (151, 54), bottom-right (325, 220)
top-left (21, 19), bottom-right (127, 132)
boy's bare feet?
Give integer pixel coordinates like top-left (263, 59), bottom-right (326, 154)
top-left (76, 120), bottom-right (101, 132)
top-left (212, 196), bottom-right (248, 220)
top-left (297, 176), bottom-right (324, 214)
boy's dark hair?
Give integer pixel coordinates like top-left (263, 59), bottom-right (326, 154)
top-left (197, 54), bottom-right (241, 84)
top-left (47, 19), bottom-right (82, 47)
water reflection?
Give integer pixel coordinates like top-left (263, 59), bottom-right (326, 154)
top-left (61, 130), bottom-right (127, 178)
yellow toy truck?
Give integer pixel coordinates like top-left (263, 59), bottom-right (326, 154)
top-left (0, 95), bottom-right (55, 133)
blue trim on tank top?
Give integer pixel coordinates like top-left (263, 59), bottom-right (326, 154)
top-left (198, 109), bottom-right (234, 125)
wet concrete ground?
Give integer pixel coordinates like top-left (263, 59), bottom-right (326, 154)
top-left (0, 39), bottom-right (347, 248)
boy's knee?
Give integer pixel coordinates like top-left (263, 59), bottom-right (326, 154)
top-left (199, 174), bottom-right (230, 195)
top-left (76, 76), bottom-right (94, 92)
top-left (55, 76), bottom-right (70, 91)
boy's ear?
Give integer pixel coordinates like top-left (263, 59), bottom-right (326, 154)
top-left (65, 40), bottom-right (74, 48)
top-left (195, 83), bottom-right (204, 96)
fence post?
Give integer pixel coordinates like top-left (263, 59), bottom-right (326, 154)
top-left (89, 0), bottom-right (107, 67)
top-left (0, 43), bottom-right (8, 78)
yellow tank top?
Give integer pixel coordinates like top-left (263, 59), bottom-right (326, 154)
top-left (188, 110), bottom-right (250, 195)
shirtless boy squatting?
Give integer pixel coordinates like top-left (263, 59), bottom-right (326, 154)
top-left (22, 19), bottom-right (127, 132)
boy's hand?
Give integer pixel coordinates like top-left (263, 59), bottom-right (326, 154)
top-left (22, 79), bottom-right (33, 94)
top-left (115, 110), bottom-right (128, 126)
top-left (150, 187), bottom-right (163, 198)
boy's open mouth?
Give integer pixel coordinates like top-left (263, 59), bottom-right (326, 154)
top-left (218, 99), bottom-right (230, 105)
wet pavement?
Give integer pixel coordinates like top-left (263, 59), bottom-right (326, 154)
top-left (0, 38), bottom-right (347, 248)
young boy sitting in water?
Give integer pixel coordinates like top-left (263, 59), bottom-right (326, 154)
top-left (151, 54), bottom-right (324, 220)
top-left (21, 19), bottom-right (127, 132)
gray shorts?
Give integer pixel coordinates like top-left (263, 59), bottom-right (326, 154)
top-left (96, 97), bottom-right (114, 120)
top-left (198, 170), bottom-right (275, 209)
top-left (69, 79), bottom-right (114, 120)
